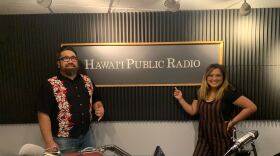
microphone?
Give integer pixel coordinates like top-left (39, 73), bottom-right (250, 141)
top-left (224, 130), bottom-right (259, 156)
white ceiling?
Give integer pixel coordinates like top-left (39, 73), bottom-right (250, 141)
top-left (0, 0), bottom-right (280, 15)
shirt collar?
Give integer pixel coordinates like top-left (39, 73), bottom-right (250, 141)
top-left (57, 72), bottom-right (81, 82)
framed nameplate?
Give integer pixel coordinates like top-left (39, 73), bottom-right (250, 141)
top-left (62, 41), bottom-right (223, 87)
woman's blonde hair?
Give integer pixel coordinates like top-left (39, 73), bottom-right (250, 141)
top-left (198, 64), bottom-right (229, 101)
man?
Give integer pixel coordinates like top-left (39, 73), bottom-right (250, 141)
top-left (37, 46), bottom-right (104, 153)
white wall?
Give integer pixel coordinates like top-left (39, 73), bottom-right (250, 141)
top-left (0, 121), bottom-right (280, 156)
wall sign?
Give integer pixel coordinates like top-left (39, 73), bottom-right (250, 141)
top-left (62, 41), bottom-right (223, 87)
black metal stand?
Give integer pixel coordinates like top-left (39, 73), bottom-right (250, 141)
top-left (251, 142), bottom-right (257, 156)
top-left (235, 141), bottom-right (257, 156)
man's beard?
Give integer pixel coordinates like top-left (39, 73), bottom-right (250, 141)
top-left (61, 64), bottom-right (79, 77)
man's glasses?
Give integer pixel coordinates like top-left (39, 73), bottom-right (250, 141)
top-left (58, 56), bottom-right (78, 62)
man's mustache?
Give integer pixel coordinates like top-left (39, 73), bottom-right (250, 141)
top-left (65, 63), bottom-right (76, 67)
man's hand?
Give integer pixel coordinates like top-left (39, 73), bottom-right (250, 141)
top-left (94, 101), bottom-right (104, 121)
top-left (45, 141), bottom-right (59, 152)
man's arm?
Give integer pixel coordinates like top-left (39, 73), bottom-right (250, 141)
top-left (38, 112), bottom-right (58, 149)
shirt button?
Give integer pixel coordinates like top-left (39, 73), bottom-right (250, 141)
top-left (82, 113), bottom-right (84, 116)
top-left (80, 103), bottom-right (83, 106)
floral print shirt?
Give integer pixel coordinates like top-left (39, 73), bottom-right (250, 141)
top-left (37, 73), bottom-right (101, 138)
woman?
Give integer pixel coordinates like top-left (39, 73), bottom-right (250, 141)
top-left (173, 64), bottom-right (257, 156)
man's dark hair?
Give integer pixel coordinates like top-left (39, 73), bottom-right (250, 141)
top-left (56, 46), bottom-right (77, 59)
